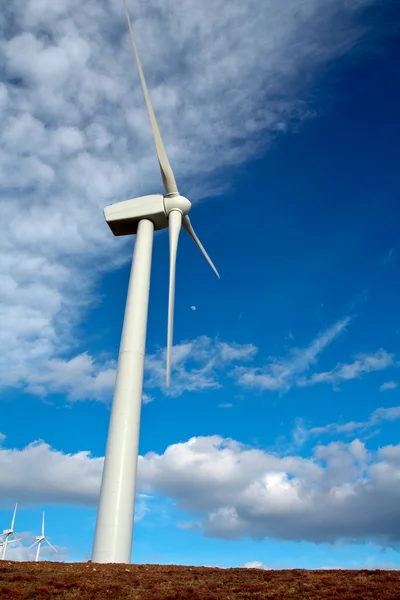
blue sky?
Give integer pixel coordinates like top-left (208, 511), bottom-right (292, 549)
top-left (1, 0), bottom-right (400, 569)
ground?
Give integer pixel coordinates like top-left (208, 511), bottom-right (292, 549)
top-left (0, 562), bottom-right (399, 599)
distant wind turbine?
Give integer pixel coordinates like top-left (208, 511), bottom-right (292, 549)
top-left (91, 0), bottom-right (219, 564)
top-left (1, 503), bottom-right (21, 560)
top-left (29, 512), bottom-right (57, 562)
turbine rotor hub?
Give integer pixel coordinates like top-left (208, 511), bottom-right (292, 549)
top-left (164, 194), bottom-right (191, 217)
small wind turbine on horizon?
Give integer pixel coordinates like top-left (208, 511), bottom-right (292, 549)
top-left (91, 0), bottom-right (219, 564)
top-left (29, 512), bottom-right (57, 562)
top-left (1, 503), bottom-right (22, 560)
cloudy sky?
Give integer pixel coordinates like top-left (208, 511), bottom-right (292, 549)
top-left (1, 0), bottom-right (400, 569)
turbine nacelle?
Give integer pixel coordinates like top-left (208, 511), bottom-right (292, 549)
top-left (104, 194), bottom-right (192, 237)
top-left (3, 529), bottom-right (12, 535)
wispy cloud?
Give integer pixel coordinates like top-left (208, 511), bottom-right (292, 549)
top-left (383, 248), bottom-right (395, 266)
top-left (145, 337), bottom-right (258, 397)
top-left (289, 404), bottom-right (400, 449)
top-left (298, 349), bottom-right (395, 388)
top-left (0, 337), bottom-right (256, 402)
top-left (4, 320), bottom-right (394, 403)
top-left (234, 317), bottom-right (350, 394)
top-left (142, 393), bottom-right (155, 404)
top-left (380, 381), bottom-right (398, 392)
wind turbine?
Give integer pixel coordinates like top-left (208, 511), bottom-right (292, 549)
top-left (28, 512), bottom-right (57, 562)
top-left (1, 503), bottom-right (21, 560)
top-left (91, 0), bottom-right (219, 564)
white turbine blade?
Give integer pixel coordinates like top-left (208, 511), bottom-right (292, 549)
top-left (11, 534), bottom-right (23, 548)
top-left (28, 540), bottom-right (40, 549)
top-left (42, 512), bottom-right (45, 537)
top-left (166, 210), bottom-right (182, 387)
top-left (8, 536), bottom-right (21, 544)
top-left (123, 0), bottom-right (178, 197)
top-left (11, 503), bottom-right (18, 530)
top-left (182, 215), bottom-right (220, 279)
top-left (44, 538), bottom-right (57, 553)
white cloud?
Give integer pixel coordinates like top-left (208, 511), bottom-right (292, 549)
top-left (0, 0), bottom-right (381, 401)
top-left (142, 393), bottom-right (155, 404)
top-left (0, 336), bottom-right (257, 402)
top-left (190, 306), bottom-right (197, 311)
top-left (231, 319), bottom-right (395, 397)
top-left (299, 350), bottom-right (396, 388)
top-left (371, 405), bottom-right (400, 422)
top-left (22, 353), bottom-right (117, 402)
top-left (218, 342), bottom-right (257, 363)
top-left (289, 404), bottom-right (400, 449)
top-left (145, 336), bottom-right (257, 397)
top-left (235, 317), bottom-right (350, 393)
top-left (138, 436), bottom-right (400, 546)
top-left (380, 381), bottom-right (398, 392)
top-left (0, 441), bottom-right (103, 506)
top-left (3, 430), bottom-right (400, 546)
top-left (241, 561), bottom-right (291, 569)
top-left (242, 561), bottom-right (269, 569)
top-left (0, 315), bottom-right (393, 403)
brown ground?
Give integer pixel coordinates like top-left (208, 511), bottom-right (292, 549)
top-left (0, 561), bottom-right (399, 599)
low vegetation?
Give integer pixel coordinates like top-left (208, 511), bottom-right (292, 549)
top-left (0, 561), bottom-right (399, 599)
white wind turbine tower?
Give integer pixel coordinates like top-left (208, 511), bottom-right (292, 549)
top-left (91, 0), bottom-right (219, 564)
top-left (29, 512), bottom-right (57, 562)
top-left (1, 503), bottom-right (21, 560)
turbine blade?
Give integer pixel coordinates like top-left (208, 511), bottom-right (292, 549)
top-left (12, 535), bottom-right (23, 548)
top-left (166, 210), bottom-right (182, 387)
top-left (182, 215), bottom-right (220, 279)
top-left (42, 512), bottom-right (45, 537)
top-left (11, 503), bottom-right (17, 530)
top-left (28, 541), bottom-right (39, 549)
top-left (123, 0), bottom-right (178, 197)
top-left (44, 539), bottom-right (57, 553)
